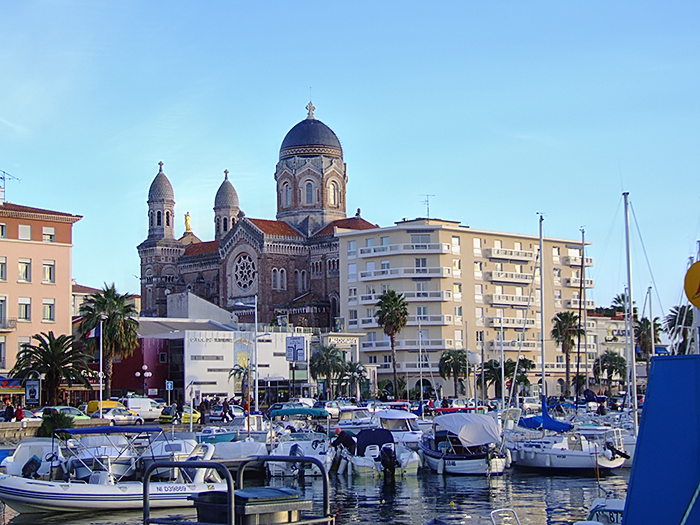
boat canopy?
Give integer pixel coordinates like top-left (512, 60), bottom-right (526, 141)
top-left (374, 409), bottom-right (418, 420)
top-left (355, 428), bottom-right (394, 456)
top-left (433, 413), bottom-right (501, 446)
top-left (518, 397), bottom-right (573, 432)
top-left (269, 407), bottom-right (330, 418)
top-left (56, 426), bottom-right (163, 435)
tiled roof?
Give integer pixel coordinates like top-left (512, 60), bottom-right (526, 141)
top-left (183, 240), bottom-right (219, 256)
top-left (0, 202), bottom-right (82, 221)
top-left (313, 216), bottom-right (378, 237)
top-left (72, 283), bottom-right (101, 294)
top-left (248, 218), bottom-right (302, 237)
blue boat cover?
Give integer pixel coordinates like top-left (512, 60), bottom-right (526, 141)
top-left (623, 355), bottom-right (700, 525)
top-left (269, 407), bottom-right (330, 418)
top-left (355, 428), bottom-right (394, 456)
top-left (517, 397), bottom-right (573, 432)
top-left (56, 426), bottom-right (163, 435)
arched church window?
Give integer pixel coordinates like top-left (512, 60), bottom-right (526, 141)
top-left (284, 183), bottom-right (291, 207)
top-left (223, 217), bottom-right (228, 232)
top-left (301, 270), bottom-right (308, 290)
top-left (306, 182), bottom-right (313, 205)
top-left (166, 211), bottom-right (170, 227)
top-left (329, 181), bottom-right (339, 206)
top-left (157, 211), bottom-right (162, 226)
top-left (272, 268), bottom-right (278, 290)
top-left (149, 212), bottom-right (153, 227)
top-left (216, 217), bottom-right (220, 235)
top-left (280, 269), bottom-right (287, 290)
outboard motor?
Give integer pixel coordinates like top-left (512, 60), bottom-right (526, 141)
top-left (380, 444), bottom-right (397, 478)
top-left (21, 455), bottom-right (41, 479)
top-left (289, 443), bottom-right (305, 478)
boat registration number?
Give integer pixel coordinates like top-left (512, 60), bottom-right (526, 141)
top-left (444, 461), bottom-right (457, 466)
top-left (590, 510), bottom-right (623, 524)
top-left (155, 485), bottom-right (189, 492)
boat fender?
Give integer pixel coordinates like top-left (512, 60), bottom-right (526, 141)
top-left (417, 449), bottom-right (425, 467)
top-left (505, 448), bottom-right (512, 469)
top-left (545, 454), bottom-right (551, 467)
top-left (338, 457), bottom-right (347, 475)
top-left (437, 457), bottom-right (445, 475)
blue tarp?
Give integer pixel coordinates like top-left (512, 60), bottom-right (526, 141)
top-left (623, 355), bottom-right (700, 525)
top-left (518, 397), bottom-right (573, 432)
top-left (56, 426), bottom-right (163, 435)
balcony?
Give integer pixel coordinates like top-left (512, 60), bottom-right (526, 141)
top-left (483, 247), bottom-right (536, 262)
top-left (564, 277), bottom-right (595, 289)
top-left (562, 255), bottom-right (594, 267)
top-left (407, 314), bottom-right (453, 326)
top-left (360, 317), bottom-right (379, 328)
top-left (486, 294), bottom-right (540, 308)
top-left (359, 266), bottom-right (452, 281)
top-left (358, 242), bottom-right (451, 257)
top-left (0, 318), bottom-right (17, 332)
top-left (402, 290), bottom-right (452, 302)
top-left (361, 340), bottom-right (391, 350)
top-left (359, 293), bottom-right (381, 305)
top-left (360, 339), bottom-right (454, 352)
top-left (485, 271), bottom-right (534, 285)
top-left (487, 317), bottom-right (537, 329)
top-left (564, 298), bottom-right (596, 309)
top-left (486, 340), bottom-right (539, 351)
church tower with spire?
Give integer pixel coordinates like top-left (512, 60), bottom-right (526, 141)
top-left (214, 170), bottom-right (242, 240)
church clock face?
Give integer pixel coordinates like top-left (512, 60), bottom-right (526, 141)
top-left (234, 253), bottom-right (257, 291)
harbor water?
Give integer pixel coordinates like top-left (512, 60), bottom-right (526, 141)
top-left (0, 469), bottom-right (630, 525)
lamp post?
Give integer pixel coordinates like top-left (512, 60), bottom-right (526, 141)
top-left (135, 364), bottom-right (152, 395)
top-left (234, 295), bottom-right (259, 412)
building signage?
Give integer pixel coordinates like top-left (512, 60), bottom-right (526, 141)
top-left (327, 336), bottom-right (358, 346)
top-left (286, 336), bottom-right (306, 362)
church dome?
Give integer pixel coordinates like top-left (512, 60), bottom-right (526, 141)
top-left (214, 170), bottom-right (239, 209)
top-left (279, 102), bottom-right (343, 160)
top-left (148, 162), bottom-right (174, 202)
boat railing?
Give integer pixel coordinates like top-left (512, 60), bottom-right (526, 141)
top-left (143, 460), bottom-right (234, 525)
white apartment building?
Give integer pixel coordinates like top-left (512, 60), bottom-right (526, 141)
top-left (337, 218), bottom-right (595, 398)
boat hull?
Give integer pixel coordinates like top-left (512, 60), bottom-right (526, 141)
top-left (421, 448), bottom-right (506, 475)
top-left (0, 474), bottom-right (227, 514)
top-left (510, 445), bottom-right (624, 474)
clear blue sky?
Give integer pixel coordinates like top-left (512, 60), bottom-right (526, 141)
top-left (2, 1), bottom-right (699, 321)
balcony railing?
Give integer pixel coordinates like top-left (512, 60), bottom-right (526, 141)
top-left (483, 247), bottom-right (536, 262)
top-left (407, 314), bottom-right (453, 326)
top-left (486, 340), bottom-right (539, 351)
top-left (487, 317), bottom-right (537, 329)
top-left (564, 298), bottom-right (596, 309)
top-left (486, 294), bottom-right (539, 307)
top-left (360, 317), bottom-right (379, 328)
top-left (360, 339), bottom-right (454, 351)
top-left (359, 266), bottom-right (452, 281)
top-left (358, 243), bottom-right (451, 257)
top-left (485, 271), bottom-right (534, 285)
top-left (564, 277), bottom-right (595, 288)
top-left (0, 318), bottom-right (17, 332)
top-left (562, 255), bottom-right (594, 267)
top-left (402, 290), bottom-right (452, 302)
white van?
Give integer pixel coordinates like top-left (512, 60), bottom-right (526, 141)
top-left (121, 398), bottom-right (162, 421)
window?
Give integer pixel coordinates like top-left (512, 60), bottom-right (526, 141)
top-left (368, 355), bottom-right (377, 364)
top-left (367, 331), bottom-right (377, 342)
top-left (348, 263), bottom-right (357, 282)
top-left (156, 211), bottom-right (162, 226)
top-left (366, 284), bottom-right (376, 296)
top-left (159, 352), bottom-right (168, 364)
top-left (552, 246), bottom-right (560, 260)
top-left (416, 306), bottom-right (428, 321)
top-left (494, 262), bottom-right (503, 271)
top-left (166, 212), bottom-right (170, 227)
top-left (415, 258), bottom-right (427, 273)
top-left (380, 236), bottom-right (390, 246)
top-left (455, 330), bottom-right (463, 348)
top-left (0, 257), bottom-right (5, 281)
top-left (0, 336), bottom-right (5, 369)
top-left (366, 238), bottom-right (375, 248)
top-left (474, 261), bottom-right (483, 275)
top-left (494, 285), bottom-right (503, 295)
top-left (383, 355), bottom-right (392, 364)
top-left (473, 238), bottom-right (481, 249)
top-left (366, 261), bottom-right (375, 274)
top-left (149, 212), bottom-right (153, 227)
top-left (475, 285), bottom-right (483, 303)
top-left (411, 234), bottom-right (430, 245)
top-left (381, 283), bottom-right (389, 293)
top-left (283, 183), bottom-right (291, 206)
top-left (223, 217), bottom-right (228, 232)
top-left (329, 181), bottom-right (339, 206)
top-left (280, 269), bottom-right (287, 290)
top-left (452, 236), bottom-right (460, 253)
top-left (453, 259), bottom-right (461, 276)
top-left (381, 260), bottom-right (390, 270)
top-left (349, 309), bottom-right (358, 320)
top-left (348, 287), bottom-right (357, 299)
top-left (42, 226), bottom-right (56, 243)
top-left (416, 282), bottom-right (428, 297)
top-left (0, 223), bottom-right (6, 238)
top-left (42, 299), bottom-right (55, 322)
top-left (514, 264), bottom-right (523, 273)
top-left (454, 305), bottom-right (463, 317)
top-left (18, 258), bottom-right (31, 282)
top-left (272, 269), bottom-right (278, 290)
top-left (305, 182), bottom-right (313, 204)
top-left (18, 225), bottom-right (31, 240)
top-left (43, 260), bottom-right (55, 283)
top-left (476, 331), bottom-right (484, 343)
top-left (453, 282), bottom-right (462, 299)
top-left (18, 298), bottom-right (31, 321)
top-left (347, 240), bottom-right (357, 257)
top-left (366, 308), bottom-right (375, 318)
top-left (514, 242), bottom-right (522, 251)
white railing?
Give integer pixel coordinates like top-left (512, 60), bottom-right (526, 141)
top-left (407, 314), bottom-right (453, 326)
top-left (359, 266), bottom-right (452, 281)
top-left (402, 290), bottom-right (452, 301)
top-left (358, 242), bottom-right (451, 257)
top-left (488, 317), bottom-right (537, 329)
top-left (562, 255), bottom-right (594, 267)
top-left (564, 298), bottom-right (596, 309)
top-left (483, 247), bottom-right (536, 261)
top-left (564, 277), bottom-right (595, 288)
top-left (485, 271), bottom-right (534, 284)
top-left (486, 340), bottom-right (539, 351)
top-left (486, 294), bottom-right (539, 307)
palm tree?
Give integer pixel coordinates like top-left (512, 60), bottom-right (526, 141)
top-left (79, 283), bottom-right (139, 399)
top-left (11, 332), bottom-right (93, 406)
top-left (551, 311), bottom-right (585, 397)
top-left (635, 317), bottom-right (662, 376)
top-left (309, 344), bottom-right (344, 399)
top-left (438, 349), bottom-right (467, 397)
top-left (228, 360), bottom-right (251, 403)
top-left (664, 305), bottom-right (694, 354)
top-left (375, 290), bottom-right (408, 397)
top-left (478, 359), bottom-right (504, 398)
top-left (341, 361), bottom-right (367, 400)
top-left (593, 350), bottom-right (627, 389)
top-left (504, 357), bottom-right (536, 390)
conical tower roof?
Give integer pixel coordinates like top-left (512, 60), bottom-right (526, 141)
top-left (148, 162), bottom-right (174, 202)
top-left (214, 170), bottom-right (239, 209)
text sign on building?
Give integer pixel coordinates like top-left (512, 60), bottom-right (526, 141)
top-left (286, 336), bottom-right (306, 362)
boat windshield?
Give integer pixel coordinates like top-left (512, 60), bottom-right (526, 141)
top-left (278, 432), bottom-right (327, 442)
top-left (381, 418), bottom-right (419, 431)
top-left (339, 409), bottom-right (371, 421)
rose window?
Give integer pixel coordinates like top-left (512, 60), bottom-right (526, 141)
top-left (234, 254), bottom-right (257, 290)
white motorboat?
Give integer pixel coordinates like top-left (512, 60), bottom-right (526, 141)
top-left (372, 409), bottom-right (423, 449)
top-left (0, 441), bottom-right (226, 513)
top-left (1, 438), bottom-right (64, 478)
top-left (335, 407), bottom-right (378, 434)
top-left (419, 413), bottom-right (507, 476)
top-left (340, 428), bottom-right (420, 478)
top-left (268, 432), bottom-right (335, 476)
top-left (212, 437), bottom-right (268, 461)
top-left (196, 413), bottom-right (275, 444)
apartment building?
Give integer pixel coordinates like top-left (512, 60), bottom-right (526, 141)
top-left (0, 201), bottom-right (81, 372)
top-left (337, 218), bottom-right (594, 398)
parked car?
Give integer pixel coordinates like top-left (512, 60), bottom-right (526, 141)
top-left (119, 397), bottom-right (162, 421)
top-left (50, 406), bottom-right (92, 420)
top-left (267, 402), bottom-right (305, 417)
top-left (158, 405), bottom-right (201, 424)
top-left (520, 397), bottom-right (540, 413)
top-left (312, 400), bottom-right (340, 418)
top-left (151, 398), bottom-right (167, 409)
top-left (91, 407), bottom-right (144, 426)
top-left (209, 404), bottom-right (245, 422)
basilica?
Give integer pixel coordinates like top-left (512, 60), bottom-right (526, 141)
top-left (137, 103), bottom-right (376, 327)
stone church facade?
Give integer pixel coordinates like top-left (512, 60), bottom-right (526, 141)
top-left (137, 103), bottom-right (376, 327)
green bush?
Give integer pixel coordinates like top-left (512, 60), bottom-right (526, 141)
top-left (36, 411), bottom-right (74, 438)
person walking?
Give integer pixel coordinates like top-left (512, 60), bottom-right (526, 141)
top-left (4, 400), bottom-right (14, 422)
top-left (14, 405), bottom-right (24, 422)
top-left (222, 398), bottom-right (230, 423)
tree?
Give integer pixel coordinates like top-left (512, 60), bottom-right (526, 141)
top-left (635, 317), bottom-right (662, 376)
top-left (593, 350), bottom-right (627, 389)
top-left (375, 290), bottom-right (408, 398)
top-left (551, 311), bottom-right (585, 397)
top-left (309, 344), bottom-right (344, 399)
top-left (79, 283), bottom-right (139, 399)
top-left (664, 305), bottom-right (694, 355)
top-left (228, 360), bottom-right (251, 403)
top-left (504, 357), bottom-right (536, 390)
top-left (11, 332), bottom-right (93, 406)
top-left (478, 359), bottom-right (504, 398)
top-left (341, 361), bottom-right (367, 400)
top-left (438, 349), bottom-right (467, 397)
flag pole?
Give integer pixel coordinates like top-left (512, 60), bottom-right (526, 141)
top-left (99, 318), bottom-right (103, 411)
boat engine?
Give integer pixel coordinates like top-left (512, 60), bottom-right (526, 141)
top-left (605, 441), bottom-right (630, 460)
top-left (21, 455), bottom-right (41, 479)
top-left (380, 444), bottom-right (397, 477)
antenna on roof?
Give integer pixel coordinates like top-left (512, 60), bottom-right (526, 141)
top-left (0, 169), bottom-right (21, 204)
top-left (422, 194), bottom-right (435, 219)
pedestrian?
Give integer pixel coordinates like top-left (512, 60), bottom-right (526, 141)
top-left (4, 400), bottom-right (14, 422)
top-left (173, 400), bottom-right (183, 424)
top-left (222, 398), bottom-right (230, 423)
top-left (331, 428), bottom-right (357, 455)
top-left (14, 405), bottom-right (24, 422)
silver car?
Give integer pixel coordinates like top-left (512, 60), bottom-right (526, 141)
top-left (91, 407), bottom-right (144, 426)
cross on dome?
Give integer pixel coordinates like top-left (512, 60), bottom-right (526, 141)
top-left (224, 169), bottom-right (229, 180)
top-left (306, 101), bottom-right (315, 120)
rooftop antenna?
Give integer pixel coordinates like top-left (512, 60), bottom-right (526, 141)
top-left (0, 169), bottom-right (21, 204)
top-left (422, 194), bottom-right (435, 218)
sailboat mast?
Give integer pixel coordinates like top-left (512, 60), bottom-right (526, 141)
top-left (539, 215), bottom-right (546, 399)
top-left (623, 192), bottom-right (640, 434)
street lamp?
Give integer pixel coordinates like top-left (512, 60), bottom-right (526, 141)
top-left (135, 364), bottom-right (153, 395)
top-left (234, 295), bottom-right (259, 412)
